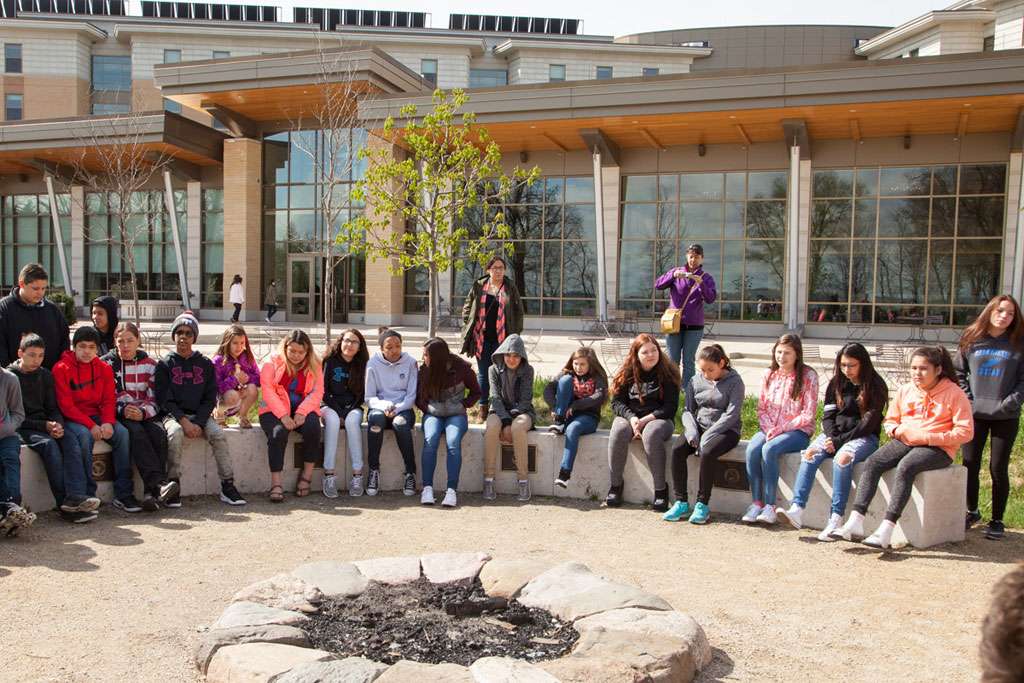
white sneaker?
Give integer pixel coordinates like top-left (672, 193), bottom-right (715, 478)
top-left (777, 504), bottom-right (803, 529)
top-left (818, 513), bottom-right (843, 542)
top-left (863, 521), bottom-right (895, 549)
top-left (349, 474), bottom-right (364, 497)
top-left (420, 486), bottom-right (435, 505)
top-left (741, 503), bottom-right (763, 523)
top-left (441, 488), bottom-right (457, 508)
top-left (756, 505), bottom-right (777, 525)
top-left (322, 474), bottom-right (338, 499)
top-left (836, 512), bottom-right (865, 541)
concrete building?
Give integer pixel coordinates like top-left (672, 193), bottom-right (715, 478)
top-left (0, 0), bottom-right (1022, 341)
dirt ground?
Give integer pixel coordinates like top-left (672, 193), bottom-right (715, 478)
top-left (1, 493), bottom-right (1018, 683)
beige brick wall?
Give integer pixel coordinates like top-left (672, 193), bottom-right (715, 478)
top-left (0, 74), bottom-right (90, 119)
top-left (362, 136), bottom-right (405, 324)
top-left (994, 1), bottom-right (1024, 50)
top-left (222, 137), bottom-right (263, 317)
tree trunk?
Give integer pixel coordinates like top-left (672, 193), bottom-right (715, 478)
top-left (120, 216), bottom-right (141, 328)
top-left (428, 266), bottom-right (440, 338)
top-left (323, 252), bottom-right (334, 344)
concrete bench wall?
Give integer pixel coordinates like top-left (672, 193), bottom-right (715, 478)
top-left (16, 425), bottom-right (965, 549)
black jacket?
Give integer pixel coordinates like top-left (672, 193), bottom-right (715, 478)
top-left (155, 351), bottom-right (218, 426)
top-left (611, 368), bottom-right (679, 422)
top-left (459, 275), bottom-right (525, 356)
top-left (7, 360), bottom-right (62, 433)
top-left (821, 377), bottom-right (886, 449)
top-left (323, 355), bottom-right (363, 416)
top-left (0, 287), bottom-right (70, 370)
top-left (91, 295), bottom-right (119, 356)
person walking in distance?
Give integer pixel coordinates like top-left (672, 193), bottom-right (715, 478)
top-left (229, 274), bottom-right (244, 322)
top-left (265, 280), bottom-right (279, 323)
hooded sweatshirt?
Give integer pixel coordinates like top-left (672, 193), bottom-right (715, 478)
top-left (365, 351), bottom-right (418, 414)
top-left (955, 334), bottom-right (1024, 421)
top-left (155, 350), bottom-right (218, 426)
top-left (416, 354), bottom-right (481, 418)
top-left (52, 349), bottom-right (117, 428)
top-left (91, 296), bottom-right (119, 356)
top-left (543, 369), bottom-right (608, 421)
top-left (323, 355), bottom-right (363, 416)
top-left (0, 368), bottom-right (25, 440)
top-left (884, 377), bottom-right (974, 458)
top-left (0, 286), bottom-right (70, 369)
top-left (8, 360), bottom-right (61, 433)
top-left (487, 334), bottom-right (535, 425)
top-left (611, 367), bottom-right (680, 422)
top-left (213, 352), bottom-right (261, 396)
top-left (259, 355), bottom-right (324, 419)
top-left (682, 368), bottom-right (745, 448)
top-left (102, 349), bottom-right (159, 420)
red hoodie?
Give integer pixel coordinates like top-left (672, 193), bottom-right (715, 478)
top-left (52, 349), bottom-right (117, 428)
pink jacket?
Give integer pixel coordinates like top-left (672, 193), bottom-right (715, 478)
top-left (757, 367), bottom-right (819, 438)
top-left (258, 355), bottom-right (324, 419)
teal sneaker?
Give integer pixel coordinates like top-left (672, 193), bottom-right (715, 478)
top-left (689, 502), bottom-right (710, 525)
top-left (662, 500), bottom-right (690, 522)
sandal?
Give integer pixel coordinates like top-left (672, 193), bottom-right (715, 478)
top-left (296, 476), bottom-right (312, 498)
top-left (268, 485), bottom-right (284, 503)
top-left (239, 417), bottom-right (252, 430)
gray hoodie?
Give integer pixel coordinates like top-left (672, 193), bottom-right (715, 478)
top-left (681, 368), bottom-right (744, 448)
top-left (0, 368), bottom-right (25, 440)
top-left (488, 334), bottom-right (536, 425)
top-left (365, 351), bottom-right (419, 414)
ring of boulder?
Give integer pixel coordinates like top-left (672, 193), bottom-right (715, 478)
top-left (197, 552), bottom-right (711, 682)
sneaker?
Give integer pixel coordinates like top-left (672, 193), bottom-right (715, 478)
top-left (163, 480), bottom-right (182, 508)
top-left (555, 468), bottom-right (571, 489)
top-left (652, 488), bottom-right (669, 513)
top-left (403, 473), bottom-right (417, 497)
top-left (63, 510), bottom-right (98, 524)
top-left (60, 495), bottom-right (93, 513)
top-left (112, 495), bottom-right (143, 513)
top-left (689, 502), bottom-right (711, 525)
top-left (741, 503), bottom-right (763, 523)
top-left (0, 503), bottom-right (36, 536)
top-left (662, 500), bottom-right (690, 522)
top-left (605, 485), bottom-right (623, 508)
top-left (420, 485), bottom-right (435, 505)
top-left (322, 474), bottom-right (339, 499)
top-left (862, 521), bottom-right (894, 550)
top-left (965, 510), bottom-right (982, 530)
top-left (756, 505), bottom-right (777, 525)
top-left (984, 520), bottom-right (1005, 541)
top-left (349, 474), bottom-right (364, 497)
top-left (157, 480), bottom-right (179, 506)
top-left (141, 494), bottom-right (159, 512)
top-left (835, 513), bottom-right (865, 541)
top-left (817, 513), bottom-right (843, 542)
top-left (441, 488), bottom-right (458, 508)
top-left (482, 479), bottom-right (496, 501)
top-left (219, 480), bottom-right (247, 506)
top-left (517, 480), bottom-right (531, 502)
top-left (777, 504), bottom-right (803, 530)
top-left (548, 422), bottom-right (565, 435)
top-left (366, 469), bottom-right (380, 496)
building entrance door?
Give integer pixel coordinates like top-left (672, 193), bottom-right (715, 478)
top-left (287, 254), bottom-right (315, 323)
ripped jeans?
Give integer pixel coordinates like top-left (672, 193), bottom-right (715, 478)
top-left (791, 433), bottom-right (878, 516)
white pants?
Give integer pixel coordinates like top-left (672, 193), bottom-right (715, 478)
top-left (322, 407), bottom-right (365, 473)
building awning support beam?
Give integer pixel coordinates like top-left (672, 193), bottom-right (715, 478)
top-left (592, 146), bottom-right (608, 322)
top-left (148, 153), bottom-right (201, 182)
top-left (44, 175), bottom-right (74, 296)
top-left (162, 169), bottom-right (192, 310)
top-left (781, 119), bottom-right (811, 160)
top-left (202, 102), bottom-right (259, 139)
top-left (1011, 108), bottom-right (1024, 152)
top-left (580, 128), bottom-right (620, 168)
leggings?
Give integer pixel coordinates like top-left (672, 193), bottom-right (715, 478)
top-left (607, 416), bottom-right (675, 491)
top-left (962, 416), bottom-right (1017, 522)
top-left (670, 430), bottom-right (741, 505)
top-left (260, 412), bottom-right (322, 473)
top-left (852, 438), bottom-right (952, 522)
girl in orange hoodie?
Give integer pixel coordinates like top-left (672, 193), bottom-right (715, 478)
top-left (837, 346), bottom-right (973, 549)
top-left (259, 330), bottom-right (324, 502)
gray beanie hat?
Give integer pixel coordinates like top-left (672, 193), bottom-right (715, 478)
top-left (171, 311), bottom-right (199, 338)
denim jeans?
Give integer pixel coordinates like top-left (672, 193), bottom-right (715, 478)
top-left (322, 406), bottom-right (364, 472)
top-left (0, 434), bottom-right (22, 504)
top-left (745, 429), bottom-right (810, 506)
top-left (476, 338), bottom-right (501, 407)
top-left (666, 328), bottom-right (703, 390)
top-left (66, 418), bottom-right (132, 499)
top-left (366, 408), bottom-right (416, 474)
top-left (791, 433), bottom-right (878, 516)
top-left (553, 374), bottom-right (599, 472)
top-left (422, 413), bottom-right (468, 490)
top-left (19, 429), bottom-right (88, 506)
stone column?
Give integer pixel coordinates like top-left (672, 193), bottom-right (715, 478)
top-left (795, 157), bottom-right (812, 328)
top-left (222, 138), bottom-right (263, 321)
top-left (362, 137), bottom-right (405, 326)
top-left (600, 165), bottom-right (621, 312)
top-left (1004, 151), bottom-right (1023, 301)
top-left (70, 185), bottom-right (85, 309)
top-left (784, 145), bottom-right (810, 330)
top-left (186, 181), bottom-right (202, 313)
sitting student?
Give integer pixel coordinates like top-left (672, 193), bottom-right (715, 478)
top-left (259, 330), bottom-right (324, 502)
top-left (54, 326), bottom-right (138, 513)
top-left (0, 364), bottom-right (34, 535)
top-left (744, 333), bottom-right (818, 526)
top-left (321, 329), bottom-right (369, 498)
top-left (482, 334), bottom-right (534, 502)
top-left (212, 324), bottom-right (260, 429)
top-left (417, 337), bottom-right (481, 508)
top-left (10, 333), bottom-right (98, 523)
top-left (836, 346), bottom-right (972, 549)
top-left (91, 295), bottom-right (119, 356)
top-left (103, 322), bottom-right (179, 512)
top-left (606, 334), bottom-right (681, 510)
top-left (778, 343), bottom-right (887, 540)
top-left (544, 347), bottom-right (608, 489)
top-left (156, 312), bottom-right (246, 507)
top-left (364, 329), bottom-right (418, 497)
top-left (665, 344), bottom-right (745, 525)
top-left (980, 562), bottom-right (1024, 683)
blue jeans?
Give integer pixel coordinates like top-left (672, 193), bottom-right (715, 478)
top-left (666, 328), bottom-right (703, 389)
top-left (0, 435), bottom-right (22, 504)
top-left (476, 338), bottom-right (501, 407)
top-left (65, 419), bottom-right (132, 499)
top-left (19, 429), bottom-right (87, 506)
top-left (553, 374), bottom-right (600, 472)
top-left (421, 413), bottom-right (468, 491)
top-left (745, 430), bottom-right (810, 506)
top-left (792, 433), bottom-right (878, 516)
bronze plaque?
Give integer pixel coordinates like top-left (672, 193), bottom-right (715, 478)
top-left (500, 444), bottom-right (537, 472)
top-left (91, 450), bottom-right (113, 482)
top-left (714, 460), bottom-right (749, 491)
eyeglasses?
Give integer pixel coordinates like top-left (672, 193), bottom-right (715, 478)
top-left (341, 337), bottom-right (360, 345)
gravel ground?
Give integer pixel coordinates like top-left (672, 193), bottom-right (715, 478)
top-left (1, 493), bottom-right (1018, 683)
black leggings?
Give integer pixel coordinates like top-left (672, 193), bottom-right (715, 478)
top-left (852, 438), bottom-right (951, 522)
top-left (232, 303), bottom-right (242, 321)
top-left (962, 416), bottom-right (1018, 522)
top-left (670, 430), bottom-right (741, 505)
top-left (260, 412), bottom-right (322, 473)
top-left (121, 419), bottom-right (169, 492)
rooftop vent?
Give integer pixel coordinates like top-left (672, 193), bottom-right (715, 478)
top-left (293, 7), bottom-right (426, 31)
top-left (139, 1), bottom-right (278, 21)
top-left (449, 13), bottom-right (581, 34)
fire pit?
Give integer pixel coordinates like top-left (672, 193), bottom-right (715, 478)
top-left (195, 552), bottom-right (711, 682)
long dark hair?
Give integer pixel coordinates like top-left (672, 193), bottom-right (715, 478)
top-left (325, 328), bottom-right (368, 398)
top-left (829, 343), bottom-right (887, 413)
top-left (231, 274), bottom-right (242, 285)
top-left (959, 294), bottom-right (1024, 354)
top-left (770, 333), bottom-right (808, 401)
top-left (611, 333), bottom-right (680, 402)
top-left (910, 345), bottom-right (957, 383)
top-left (560, 347), bottom-right (607, 383)
top-left (421, 337), bottom-right (465, 399)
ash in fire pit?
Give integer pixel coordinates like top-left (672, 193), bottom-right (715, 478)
top-left (302, 577), bottom-right (578, 667)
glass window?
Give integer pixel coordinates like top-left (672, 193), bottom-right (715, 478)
top-left (212, 50), bottom-right (230, 59)
top-left (983, 35), bottom-right (995, 52)
top-left (0, 193), bottom-right (70, 289)
top-left (4, 94), bottom-right (22, 121)
top-left (91, 55), bottom-right (131, 92)
top-left (201, 189), bottom-right (224, 308)
top-left (164, 99), bottom-right (182, 114)
top-left (549, 64), bottom-right (566, 82)
top-left (4, 44), bottom-right (21, 74)
top-left (163, 49), bottom-right (181, 64)
top-left (642, 67), bottom-right (659, 77)
top-left (421, 58), bottom-right (437, 86)
top-left (92, 103), bottom-right (130, 115)
top-left (469, 69), bottom-right (508, 88)
top-left (596, 66), bottom-right (613, 80)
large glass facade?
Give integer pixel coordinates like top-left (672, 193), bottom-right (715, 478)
top-left (618, 171), bottom-right (788, 320)
top-left (809, 164), bottom-right (1006, 327)
top-left (0, 193), bottom-right (71, 290)
top-left (201, 189), bottom-right (224, 308)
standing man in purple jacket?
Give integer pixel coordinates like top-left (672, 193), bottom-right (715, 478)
top-left (654, 243), bottom-right (717, 390)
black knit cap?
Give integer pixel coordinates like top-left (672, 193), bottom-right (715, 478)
top-left (378, 328), bottom-right (402, 347)
top-left (72, 325), bottom-right (102, 347)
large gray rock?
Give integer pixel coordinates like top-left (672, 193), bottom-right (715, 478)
top-left (195, 625), bottom-right (310, 675)
top-left (270, 657), bottom-right (389, 683)
top-left (420, 552), bottom-right (491, 584)
top-left (517, 562), bottom-right (672, 621)
top-left (469, 657), bottom-right (559, 682)
top-left (375, 661), bottom-right (473, 682)
top-left (353, 556), bottom-right (421, 585)
top-left (206, 643), bottom-right (334, 683)
top-left (478, 559), bottom-right (550, 599)
top-left (232, 573), bottom-right (324, 613)
top-left (574, 608), bottom-right (711, 673)
top-left (291, 561), bottom-right (370, 598)
top-left (213, 601), bottom-right (310, 630)
top-left (540, 628), bottom-right (698, 682)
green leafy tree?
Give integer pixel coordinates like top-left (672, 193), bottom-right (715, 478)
top-left (344, 89), bottom-right (539, 337)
